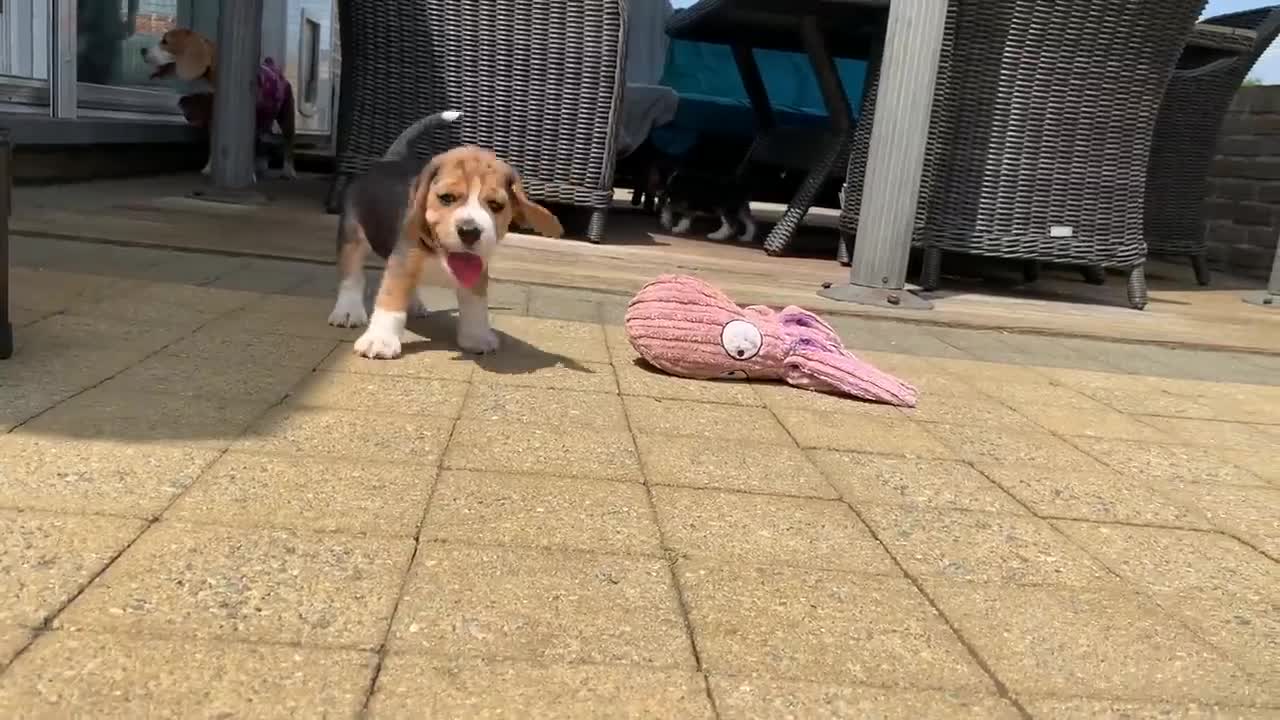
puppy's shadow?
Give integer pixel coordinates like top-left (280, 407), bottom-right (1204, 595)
top-left (403, 312), bottom-right (593, 376)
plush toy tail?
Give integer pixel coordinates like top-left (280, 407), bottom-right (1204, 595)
top-left (778, 307), bottom-right (919, 408)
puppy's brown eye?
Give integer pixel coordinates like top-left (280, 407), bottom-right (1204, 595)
top-left (487, 200), bottom-right (505, 213)
top-left (437, 193), bottom-right (457, 206)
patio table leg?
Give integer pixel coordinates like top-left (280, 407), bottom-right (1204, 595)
top-left (201, 0), bottom-right (266, 202)
top-left (763, 15), bottom-right (853, 257)
top-left (819, 0), bottom-right (947, 310)
top-left (1243, 233), bottom-right (1280, 307)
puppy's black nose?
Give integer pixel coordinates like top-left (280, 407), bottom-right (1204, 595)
top-left (140, 48), bottom-right (148, 58)
top-left (457, 219), bottom-right (482, 246)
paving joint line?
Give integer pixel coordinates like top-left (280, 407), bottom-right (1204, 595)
top-left (760, 398), bottom-right (1035, 720)
top-left (356, 379), bottom-right (468, 718)
top-left (617, 348), bottom-right (723, 720)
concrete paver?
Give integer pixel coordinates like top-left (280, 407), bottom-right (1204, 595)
top-left (423, 470), bottom-right (662, 555)
top-left (389, 544), bottom-right (694, 667)
top-left (635, 434), bottom-right (839, 498)
top-left (810, 453), bottom-right (1027, 514)
top-left (975, 463), bottom-right (1213, 528)
top-left (926, 581), bottom-right (1272, 706)
top-left (708, 677), bottom-right (1020, 719)
top-left (444, 419), bottom-right (643, 481)
top-left (164, 452), bottom-right (436, 536)
top-left (652, 486), bottom-right (898, 572)
top-left (286, 370), bottom-right (469, 418)
top-left (459, 384), bottom-right (629, 430)
top-left (2, 245), bottom-right (1279, 715)
top-left (776, 408), bottom-right (953, 456)
top-left (679, 562), bottom-right (994, 691)
top-left (0, 633), bottom-right (376, 719)
top-left (369, 658), bottom-right (714, 719)
top-left (861, 506), bottom-right (1114, 586)
top-left (624, 396), bottom-right (792, 444)
top-left (235, 405), bottom-right (455, 464)
top-left (1054, 522), bottom-right (1280, 600)
top-left (0, 436), bottom-right (222, 518)
top-left (54, 522), bottom-right (414, 648)
top-left (0, 510), bottom-right (144, 628)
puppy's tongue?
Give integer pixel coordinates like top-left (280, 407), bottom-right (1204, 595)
top-left (446, 252), bottom-right (485, 288)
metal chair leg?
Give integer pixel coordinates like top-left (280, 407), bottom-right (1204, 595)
top-left (587, 208), bottom-right (608, 244)
top-left (1191, 253), bottom-right (1211, 286)
top-left (837, 232), bottom-right (852, 266)
top-left (1127, 264), bottom-right (1148, 310)
top-left (1022, 260), bottom-right (1040, 284)
top-left (920, 247), bottom-right (942, 290)
top-left (1081, 265), bottom-right (1106, 285)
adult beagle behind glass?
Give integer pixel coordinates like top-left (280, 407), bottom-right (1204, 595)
top-left (141, 28), bottom-right (297, 179)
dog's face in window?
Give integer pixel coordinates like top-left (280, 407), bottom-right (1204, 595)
top-left (141, 28), bottom-right (215, 81)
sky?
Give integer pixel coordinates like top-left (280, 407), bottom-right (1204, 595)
top-left (669, 0), bottom-right (1276, 83)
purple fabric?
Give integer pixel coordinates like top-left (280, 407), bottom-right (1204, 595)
top-left (255, 58), bottom-right (291, 132)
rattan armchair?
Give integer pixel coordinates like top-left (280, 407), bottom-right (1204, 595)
top-left (1145, 6), bottom-right (1280, 286)
top-left (329, 0), bottom-right (628, 243)
top-left (841, 0), bottom-right (1206, 310)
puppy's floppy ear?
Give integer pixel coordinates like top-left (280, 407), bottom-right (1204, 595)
top-left (507, 171), bottom-right (563, 238)
top-left (406, 157), bottom-right (443, 247)
top-left (175, 32), bottom-right (215, 82)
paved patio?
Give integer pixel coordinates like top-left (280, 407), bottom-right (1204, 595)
top-left (1, 235), bottom-right (1278, 718)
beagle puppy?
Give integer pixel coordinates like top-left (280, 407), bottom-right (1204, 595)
top-left (141, 29), bottom-right (297, 179)
top-left (328, 113), bottom-right (564, 358)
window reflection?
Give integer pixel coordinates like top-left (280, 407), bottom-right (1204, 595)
top-left (76, 0), bottom-right (217, 90)
top-left (1, 0), bottom-right (50, 79)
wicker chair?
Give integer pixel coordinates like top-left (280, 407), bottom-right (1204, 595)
top-left (329, 0), bottom-right (627, 243)
top-left (1145, 6), bottom-right (1280, 286)
top-left (841, 0), bottom-right (1205, 310)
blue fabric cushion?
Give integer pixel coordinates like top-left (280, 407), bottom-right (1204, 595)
top-left (651, 40), bottom-right (869, 157)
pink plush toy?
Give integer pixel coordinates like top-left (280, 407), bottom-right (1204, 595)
top-left (624, 275), bottom-right (918, 407)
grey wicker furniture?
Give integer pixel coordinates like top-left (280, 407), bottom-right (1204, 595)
top-left (841, 0), bottom-right (1206, 310)
top-left (1146, 7), bottom-right (1280, 286)
top-left (329, 0), bottom-right (628, 243)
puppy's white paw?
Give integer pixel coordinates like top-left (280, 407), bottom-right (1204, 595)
top-left (280, 162), bottom-right (298, 180)
top-left (671, 217), bottom-right (692, 235)
top-left (328, 294), bottom-right (368, 327)
top-left (200, 162), bottom-right (212, 176)
top-left (353, 328), bottom-right (402, 359)
top-left (458, 327), bottom-right (500, 355)
top-left (707, 219), bottom-right (734, 241)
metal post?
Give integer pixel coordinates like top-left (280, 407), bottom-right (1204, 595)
top-left (202, 0), bottom-right (265, 201)
top-left (50, 0), bottom-right (77, 119)
top-left (1, 129), bottom-right (12, 360)
top-left (818, 0), bottom-right (947, 310)
top-left (1243, 235), bottom-right (1280, 307)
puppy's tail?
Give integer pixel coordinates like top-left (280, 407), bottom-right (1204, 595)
top-left (382, 110), bottom-right (462, 161)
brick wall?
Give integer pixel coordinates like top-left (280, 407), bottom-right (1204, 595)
top-left (1205, 85), bottom-right (1280, 278)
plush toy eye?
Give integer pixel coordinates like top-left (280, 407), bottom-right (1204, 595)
top-left (721, 319), bottom-right (762, 361)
